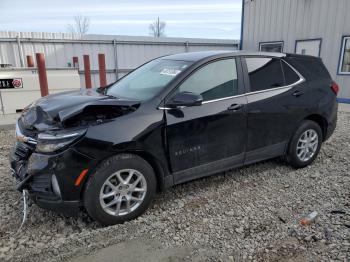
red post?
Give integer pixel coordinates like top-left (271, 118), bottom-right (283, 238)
top-left (73, 56), bottom-right (79, 68)
top-left (83, 55), bottom-right (92, 89)
top-left (98, 53), bottom-right (107, 87)
top-left (26, 55), bottom-right (34, 67)
top-left (36, 53), bottom-right (49, 97)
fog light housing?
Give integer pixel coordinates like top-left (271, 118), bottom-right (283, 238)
top-left (51, 175), bottom-right (61, 197)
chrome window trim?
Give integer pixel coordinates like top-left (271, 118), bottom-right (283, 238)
top-left (157, 94), bottom-right (245, 110)
top-left (204, 59), bottom-right (305, 100)
top-left (202, 94), bottom-right (245, 104)
top-left (245, 58), bottom-right (305, 96)
top-left (245, 77), bottom-right (304, 97)
top-left (158, 58), bottom-right (305, 110)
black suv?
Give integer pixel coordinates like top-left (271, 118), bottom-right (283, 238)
top-left (10, 51), bottom-right (338, 225)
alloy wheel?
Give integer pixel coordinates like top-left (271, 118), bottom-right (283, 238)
top-left (296, 129), bottom-right (319, 162)
top-left (99, 169), bottom-right (147, 216)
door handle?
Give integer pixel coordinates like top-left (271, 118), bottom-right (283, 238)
top-left (228, 104), bottom-right (244, 111)
top-left (292, 90), bottom-right (304, 97)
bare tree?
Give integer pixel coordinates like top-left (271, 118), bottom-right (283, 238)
top-left (67, 15), bottom-right (90, 35)
top-left (149, 17), bottom-right (166, 37)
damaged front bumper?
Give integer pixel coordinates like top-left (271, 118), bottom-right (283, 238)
top-left (10, 127), bottom-right (94, 216)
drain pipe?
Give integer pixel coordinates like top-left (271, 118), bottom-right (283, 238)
top-left (113, 39), bottom-right (119, 80)
top-left (16, 36), bottom-right (25, 67)
top-left (0, 91), bottom-right (4, 115)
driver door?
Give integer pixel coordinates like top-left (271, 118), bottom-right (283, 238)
top-left (164, 58), bottom-right (247, 184)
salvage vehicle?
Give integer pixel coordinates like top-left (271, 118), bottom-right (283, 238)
top-left (10, 51), bottom-right (338, 225)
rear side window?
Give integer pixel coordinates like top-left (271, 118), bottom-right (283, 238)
top-left (246, 58), bottom-right (284, 92)
top-left (282, 61), bottom-right (300, 85)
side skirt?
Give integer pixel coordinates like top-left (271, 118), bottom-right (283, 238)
top-left (172, 142), bottom-right (287, 186)
top-left (244, 141), bottom-right (287, 165)
top-left (173, 153), bottom-right (244, 185)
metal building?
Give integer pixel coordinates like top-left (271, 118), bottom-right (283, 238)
top-left (0, 31), bottom-right (239, 88)
top-left (241, 0), bottom-right (350, 102)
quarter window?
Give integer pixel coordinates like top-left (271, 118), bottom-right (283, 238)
top-left (178, 59), bottom-right (238, 101)
top-left (246, 58), bottom-right (285, 92)
top-left (282, 61), bottom-right (300, 85)
top-left (339, 36), bottom-right (350, 74)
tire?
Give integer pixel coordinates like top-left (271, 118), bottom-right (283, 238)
top-left (84, 154), bottom-right (157, 226)
top-left (286, 120), bottom-right (323, 168)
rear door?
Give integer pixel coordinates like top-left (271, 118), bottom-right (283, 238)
top-left (164, 57), bottom-right (247, 183)
top-left (242, 56), bottom-right (306, 164)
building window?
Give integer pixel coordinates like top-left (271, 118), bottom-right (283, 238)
top-left (259, 41), bottom-right (283, 53)
top-left (295, 39), bottom-right (322, 57)
top-left (339, 36), bottom-right (350, 75)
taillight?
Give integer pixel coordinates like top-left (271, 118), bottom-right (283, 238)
top-left (331, 82), bottom-right (339, 95)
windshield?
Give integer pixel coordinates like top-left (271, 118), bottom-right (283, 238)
top-left (106, 59), bottom-right (192, 101)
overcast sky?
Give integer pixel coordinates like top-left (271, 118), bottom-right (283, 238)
top-left (0, 0), bottom-right (242, 39)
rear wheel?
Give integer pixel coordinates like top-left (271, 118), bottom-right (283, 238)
top-left (84, 154), bottom-right (156, 226)
top-left (286, 120), bottom-right (323, 168)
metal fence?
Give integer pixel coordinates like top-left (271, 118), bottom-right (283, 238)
top-left (0, 31), bottom-right (239, 88)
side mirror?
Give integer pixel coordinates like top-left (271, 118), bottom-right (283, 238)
top-left (166, 91), bottom-right (203, 108)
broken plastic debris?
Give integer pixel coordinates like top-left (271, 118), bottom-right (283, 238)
top-left (300, 211), bottom-right (318, 226)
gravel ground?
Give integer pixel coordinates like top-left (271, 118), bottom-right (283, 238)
top-left (0, 112), bottom-right (349, 262)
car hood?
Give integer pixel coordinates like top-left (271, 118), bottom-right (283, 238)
top-left (20, 89), bottom-right (140, 131)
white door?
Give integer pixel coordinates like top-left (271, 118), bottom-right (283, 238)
top-left (295, 39), bottom-right (321, 57)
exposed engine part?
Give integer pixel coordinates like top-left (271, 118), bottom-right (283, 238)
top-left (63, 105), bottom-right (138, 128)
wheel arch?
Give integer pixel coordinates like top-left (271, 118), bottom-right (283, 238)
top-left (304, 114), bottom-right (328, 141)
top-left (128, 150), bottom-right (170, 192)
top-left (80, 150), bottom-right (169, 202)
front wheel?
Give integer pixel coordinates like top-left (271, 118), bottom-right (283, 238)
top-left (286, 120), bottom-right (323, 168)
top-left (84, 154), bottom-right (157, 226)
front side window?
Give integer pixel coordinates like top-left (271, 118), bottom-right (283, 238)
top-left (178, 59), bottom-right (238, 102)
top-left (259, 42), bottom-right (284, 53)
top-left (106, 59), bottom-right (192, 101)
top-left (339, 36), bottom-right (350, 74)
top-left (246, 58), bottom-right (285, 92)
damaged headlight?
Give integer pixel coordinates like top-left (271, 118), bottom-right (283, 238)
top-left (36, 129), bottom-right (86, 153)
